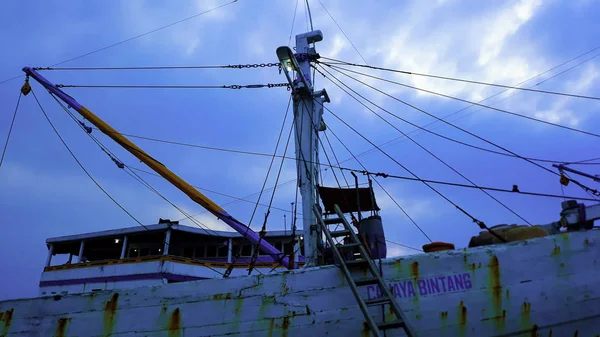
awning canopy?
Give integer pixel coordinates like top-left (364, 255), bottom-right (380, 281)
top-left (318, 186), bottom-right (379, 214)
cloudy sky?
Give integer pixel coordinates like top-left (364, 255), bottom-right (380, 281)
top-left (1, 0), bottom-right (599, 300)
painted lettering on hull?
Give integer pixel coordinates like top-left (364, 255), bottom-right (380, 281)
top-left (366, 273), bottom-right (472, 299)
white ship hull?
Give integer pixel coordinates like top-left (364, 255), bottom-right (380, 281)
top-left (1, 230), bottom-right (598, 337)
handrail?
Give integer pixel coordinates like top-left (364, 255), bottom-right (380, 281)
top-left (43, 255), bottom-right (305, 272)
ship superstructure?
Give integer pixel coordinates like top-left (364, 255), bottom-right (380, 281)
top-left (41, 220), bottom-right (304, 296)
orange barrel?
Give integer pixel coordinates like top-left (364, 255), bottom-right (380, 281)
top-left (422, 242), bottom-right (455, 253)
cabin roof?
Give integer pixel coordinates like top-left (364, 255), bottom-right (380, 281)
top-left (46, 222), bottom-right (303, 244)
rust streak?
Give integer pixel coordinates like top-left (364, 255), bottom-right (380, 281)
top-left (441, 311), bottom-right (448, 320)
top-left (552, 246), bottom-right (561, 256)
top-left (168, 308), bottom-right (181, 337)
top-left (393, 259), bottom-right (403, 274)
top-left (0, 308), bottom-right (14, 336)
top-left (458, 301), bottom-right (467, 326)
top-left (488, 255), bottom-right (504, 331)
top-left (521, 302), bottom-right (532, 330)
top-left (213, 292), bottom-right (233, 300)
top-left (385, 304), bottom-right (396, 322)
top-left (361, 321), bottom-right (370, 337)
top-left (234, 298), bottom-right (244, 315)
top-left (411, 261), bottom-right (419, 279)
top-left (103, 293), bottom-right (119, 337)
top-left (574, 330), bottom-right (578, 337)
top-left (56, 317), bottom-right (71, 337)
top-left (531, 324), bottom-right (538, 337)
top-left (267, 318), bottom-right (275, 337)
top-left (282, 316), bottom-right (291, 337)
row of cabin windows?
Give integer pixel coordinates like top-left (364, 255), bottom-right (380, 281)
top-left (125, 241), bottom-right (296, 259)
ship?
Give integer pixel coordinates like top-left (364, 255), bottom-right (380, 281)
top-left (1, 22), bottom-right (600, 337)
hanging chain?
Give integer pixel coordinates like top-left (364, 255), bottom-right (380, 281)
top-left (33, 63), bottom-right (282, 71)
top-left (226, 83), bottom-right (291, 90)
top-left (55, 83), bottom-right (291, 90)
top-left (227, 63), bottom-right (280, 69)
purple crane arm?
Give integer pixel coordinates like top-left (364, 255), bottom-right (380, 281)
top-left (22, 66), bottom-right (293, 268)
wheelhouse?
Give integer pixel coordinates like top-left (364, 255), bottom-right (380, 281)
top-left (41, 219), bottom-right (304, 296)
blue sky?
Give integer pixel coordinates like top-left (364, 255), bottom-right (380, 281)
top-left (1, 0), bottom-right (600, 300)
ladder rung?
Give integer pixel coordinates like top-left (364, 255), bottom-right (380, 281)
top-left (377, 320), bottom-right (406, 330)
top-left (324, 217), bottom-right (343, 224)
top-left (354, 277), bottom-right (379, 286)
top-left (338, 242), bottom-right (361, 249)
top-left (345, 259), bottom-right (368, 268)
top-left (330, 230), bottom-right (351, 238)
top-left (365, 297), bottom-right (391, 306)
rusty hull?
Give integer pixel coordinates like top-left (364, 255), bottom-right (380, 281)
top-left (0, 231), bottom-right (599, 336)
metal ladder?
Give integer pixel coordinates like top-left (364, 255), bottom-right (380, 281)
top-left (313, 204), bottom-right (415, 337)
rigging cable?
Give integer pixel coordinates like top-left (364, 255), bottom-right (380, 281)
top-left (40, 90), bottom-right (226, 272)
top-left (315, 64), bottom-right (531, 224)
top-left (560, 171), bottom-right (600, 200)
top-left (305, 0), bottom-right (314, 31)
top-left (288, 0), bottom-right (300, 47)
top-left (49, 93), bottom-right (226, 237)
top-left (567, 156), bottom-right (600, 164)
top-left (319, 56), bottom-right (600, 101)
top-left (315, 0), bottom-right (368, 65)
top-left (128, 166), bottom-right (301, 215)
top-left (333, 48), bottom-right (600, 166)
top-left (323, 131), bottom-right (350, 187)
top-left (94, 127), bottom-right (600, 168)
top-left (386, 239), bottom-right (422, 253)
top-left (343, 168), bottom-right (600, 202)
top-left (297, 98), bottom-right (363, 237)
top-left (30, 88), bottom-right (148, 230)
top-left (0, 0), bottom-right (239, 85)
top-left (114, 131), bottom-right (598, 201)
top-left (224, 97), bottom-right (293, 277)
top-left (327, 126), bottom-right (433, 242)
top-left (0, 93), bottom-right (22, 168)
top-left (440, 50), bottom-right (600, 126)
top-left (248, 118), bottom-right (295, 274)
top-left (321, 63), bottom-right (600, 139)
top-left (311, 96), bottom-right (506, 241)
top-left (247, 96), bottom-right (292, 227)
top-left (316, 65), bottom-right (562, 178)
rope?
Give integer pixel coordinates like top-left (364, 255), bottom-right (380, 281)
top-left (31, 88), bottom-right (148, 229)
top-left (0, 0), bottom-right (239, 85)
top-left (327, 127), bottom-right (433, 242)
top-left (319, 56), bottom-right (600, 101)
top-left (0, 93), bottom-right (21, 168)
top-left (224, 97), bottom-right (293, 277)
top-left (315, 64), bottom-right (531, 225)
top-left (315, 64), bottom-right (560, 178)
top-left (49, 93), bottom-right (226, 237)
top-left (321, 63), bottom-right (600, 139)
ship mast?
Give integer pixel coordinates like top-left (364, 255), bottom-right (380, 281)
top-left (277, 31), bottom-right (330, 267)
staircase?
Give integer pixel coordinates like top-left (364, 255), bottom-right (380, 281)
top-left (313, 204), bottom-right (415, 337)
